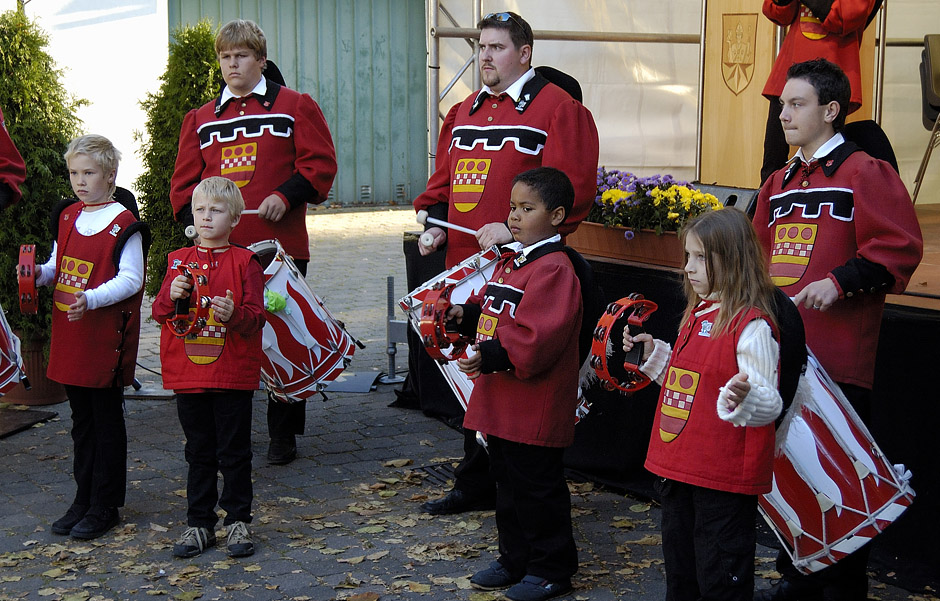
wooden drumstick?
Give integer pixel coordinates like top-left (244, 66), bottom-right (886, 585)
top-left (416, 210), bottom-right (478, 247)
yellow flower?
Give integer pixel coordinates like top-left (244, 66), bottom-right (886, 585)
top-left (667, 212), bottom-right (680, 220)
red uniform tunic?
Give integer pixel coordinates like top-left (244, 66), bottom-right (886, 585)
top-left (152, 245), bottom-right (265, 392)
top-left (170, 81), bottom-right (337, 260)
top-left (0, 106), bottom-right (25, 207)
top-left (414, 73), bottom-right (599, 267)
top-left (762, 0), bottom-right (878, 112)
top-left (47, 204), bottom-right (144, 388)
top-left (754, 145), bottom-right (922, 388)
top-left (645, 304), bottom-right (777, 495)
top-left (461, 246), bottom-right (582, 448)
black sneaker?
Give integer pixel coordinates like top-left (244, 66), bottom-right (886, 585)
top-left (70, 506), bottom-right (119, 540)
top-left (266, 435), bottom-right (297, 465)
top-left (505, 575), bottom-right (573, 601)
top-left (470, 561), bottom-right (520, 590)
top-left (51, 504), bottom-right (89, 535)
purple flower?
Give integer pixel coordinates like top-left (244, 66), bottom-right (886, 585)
top-left (623, 229), bottom-right (635, 240)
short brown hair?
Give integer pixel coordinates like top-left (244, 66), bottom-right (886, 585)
top-left (216, 19), bottom-right (267, 61)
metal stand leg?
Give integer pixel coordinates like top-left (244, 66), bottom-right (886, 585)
top-left (379, 276), bottom-right (407, 385)
top-left (913, 113), bottom-right (940, 204)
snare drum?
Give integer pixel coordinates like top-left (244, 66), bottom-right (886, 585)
top-left (399, 247), bottom-right (501, 410)
top-left (249, 240), bottom-right (358, 403)
top-left (0, 302), bottom-right (26, 395)
top-left (759, 351), bottom-right (915, 573)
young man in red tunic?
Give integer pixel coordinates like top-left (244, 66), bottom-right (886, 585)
top-left (36, 135), bottom-right (149, 540)
top-left (153, 176), bottom-right (266, 559)
top-left (753, 58), bottom-right (922, 601)
top-left (171, 19), bottom-right (337, 465)
top-left (413, 11), bottom-right (598, 516)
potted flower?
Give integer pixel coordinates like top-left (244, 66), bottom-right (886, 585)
top-left (568, 168), bottom-right (723, 268)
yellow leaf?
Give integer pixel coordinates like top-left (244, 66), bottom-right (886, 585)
top-left (366, 550), bottom-right (389, 561)
top-left (337, 555), bottom-right (365, 564)
top-left (382, 458), bottom-right (412, 468)
top-left (242, 564), bottom-right (262, 572)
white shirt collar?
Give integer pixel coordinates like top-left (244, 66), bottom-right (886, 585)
top-left (505, 233), bottom-right (561, 257)
top-left (478, 67), bottom-right (535, 103)
top-left (795, 132), bottom-right (844, 164)
top-left (220, 75), bottom-right (267, 106)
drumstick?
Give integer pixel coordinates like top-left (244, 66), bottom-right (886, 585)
top-left (416, 210), bottom-right (478, 247)
top-left (185, 209), bottom-right (264, 239)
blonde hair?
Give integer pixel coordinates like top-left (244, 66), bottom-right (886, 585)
top-left (63, 134), bottom-right (121, 198)
top-left (679, 208), bottom-right (777, 337)
top-left (192, 176), bottom-right (245, 220)
top-left (216, 19), bottom-right (267, 61)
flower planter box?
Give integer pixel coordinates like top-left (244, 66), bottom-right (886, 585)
top-left (567, 222), bottom-right (684, 269)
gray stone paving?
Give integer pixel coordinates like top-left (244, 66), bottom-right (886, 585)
top-left (0, 207), bottom-right (922, 600)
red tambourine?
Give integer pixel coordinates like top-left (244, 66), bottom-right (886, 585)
top-left (166, 262), bottom-right (211, 338)
top-left (590, 293), bottom-right (658, 393)
top-left (419, 282), bottom-right (472, 362)
top-left (18, 244), bottom-right (38, 314)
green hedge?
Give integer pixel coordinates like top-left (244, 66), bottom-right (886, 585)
top-left (136, 19), bottom-right (223, 297)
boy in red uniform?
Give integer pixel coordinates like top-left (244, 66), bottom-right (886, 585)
top-left (152, 176), bottom-right (266, 558)
top-left (0, 105), bottom-right (26, 209)
top-left (36, 134), bottom-right (149, 540)
top-left (171, 19), bottom-right (337, 465)
top-left (448, 167), bottom-right (581, 601)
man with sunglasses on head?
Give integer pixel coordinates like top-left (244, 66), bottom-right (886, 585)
top-left (413, 11), bottom-right (598, 598)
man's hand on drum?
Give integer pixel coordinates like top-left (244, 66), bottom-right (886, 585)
top-left (211, 290), bottom-right (236, 323)
top-left (794, 277), bottom-right (838, 312)
top-left (418, 226), bottom-right (446, 256)
top-left (721, 372), bottom-right (751, 411)
top-left (476, 222), bottom-right (513, 249)
top-left (257, 193), bottom-right (288, 222)
top-left (622, 328), bottom-right (654, 363)
top-left (169, 274), bottom-right (193, 301)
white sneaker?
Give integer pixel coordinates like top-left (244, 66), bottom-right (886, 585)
top-left (172, 526), bottom-right (216, 558)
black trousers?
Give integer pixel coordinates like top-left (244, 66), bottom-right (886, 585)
top-left (454, 427), bottom-right (497, 498)
top-left (774, 383), bottom-right (872, 601)
top-left (488, 436), bottom-right (578, 581)
top-left (657, 478), bottom-right (758, 601)
top-left (66, 385), bottom-right (127, 508)
top-left (267, 258), bottom-right (307, 438)
top-left (176, 390), bottom-right (253, 528)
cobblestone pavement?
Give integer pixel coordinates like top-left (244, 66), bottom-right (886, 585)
top-left (0, 208), bottom-right (926, 601)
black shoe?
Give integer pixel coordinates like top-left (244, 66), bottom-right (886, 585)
top-left (755, 579), bottom-right (823, 601)
top-left (471, 561), bottom-right (520, 590)
top-left (267, 435), bottom-right (297, 465)
top-left (505, 575), bottom-right (572, 601)
top-left (420, 489), bottom-right (496, 515)
top-left (70, 506), bottom-right (119, 540)
top-left (51, 503), bottom-right (89, 535)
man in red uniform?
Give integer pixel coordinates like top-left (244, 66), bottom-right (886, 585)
top-left (753, 58), bottom-right (922, 601)
top-left (0, 106), bottom-right (26, 210)
top-left (171, 19), bottom-right (337, 465)
top-left (414, 11), bottom-right (598, 515)
top-left (760, 0), bottom-right (881, 183)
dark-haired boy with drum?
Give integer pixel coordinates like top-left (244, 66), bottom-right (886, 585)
top-left (447, 167), bottom-right (581, 601)
top-left (152, 176), bottom-right (265, 559)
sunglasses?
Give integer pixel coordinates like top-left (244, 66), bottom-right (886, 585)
top-left (484, 12), bottom-right (524, 29)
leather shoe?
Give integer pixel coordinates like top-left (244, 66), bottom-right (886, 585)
top-left (421, 489), bottom-right (496, 515)
top-left (70, 506), bottom-right (119, 540)
top-left (755, 579), bottom-right (823, 601)
top-left (267, 435), bottom-right (297, 465)
top-left (51, 503), bottom-right (89, 535)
